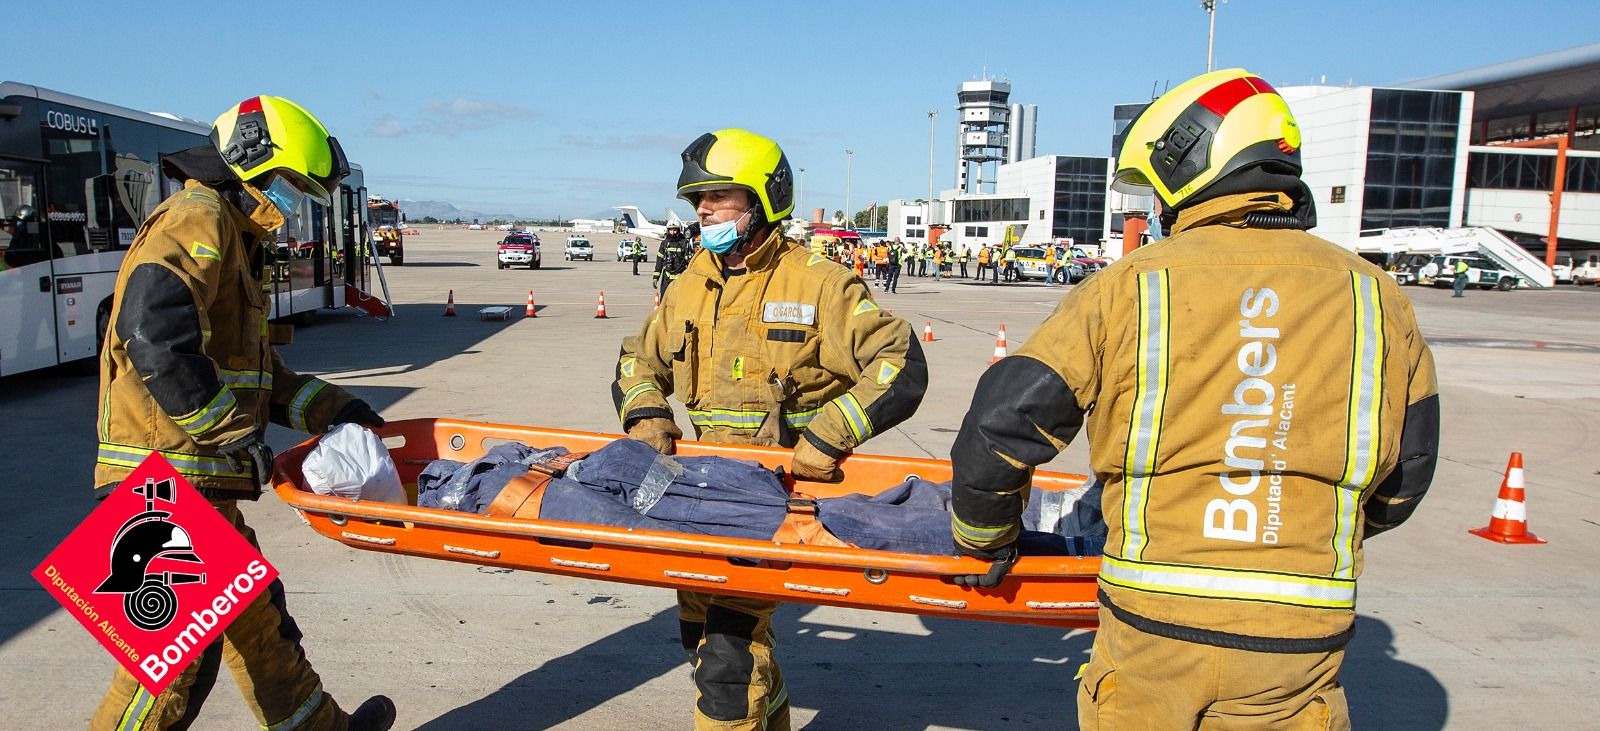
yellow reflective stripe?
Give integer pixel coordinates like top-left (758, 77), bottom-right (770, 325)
top-left (97, 443), bottom-right (249, 479)
top-left (619, 382), bottom-right (659, 417)
top-left (117, 688), bottom-right (154, 731)
top-left (172, 387), bottom-right (238, 436)
top-left (1100, 556), bottom-right (1356, 609)
top-left (875, 360), bottom-right (901, 386)
top-left (831, 392), bottom-right (872, 442)
top-left (190, 240), bottom-right (221, 261)
top-left (1121, 270), bottom-right (1170, 561)
top-left (687, 408), bottom-right (766, 429)
top-left (806, 253), bottom-right (827, 267)
top-left (782, 406), bottom-right (822, 429)
top-left (953, 513), bottom-right (1011, 544)
top-left (288, 379), bottom-right (329, 432)
top-left (1335, 272), bottom-right (1385, 578)
top-left (220, 368), bottom-right (272, 390)
top-left (851, 299), bottom-right (879, 316)
top-left (262, 683), bottom-right (323, 731)
top-left (619, 357), bottom-right (636, 378)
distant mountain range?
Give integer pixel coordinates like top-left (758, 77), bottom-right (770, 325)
top-left (396, 199), bottom-right (541, 223)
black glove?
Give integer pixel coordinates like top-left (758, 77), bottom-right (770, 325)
top-left (330, 399), bottom-right (385, 430)
top-left (954, 543), bottom-right (1019, 588)
top-left (219, 439), bottom-right (275, 489)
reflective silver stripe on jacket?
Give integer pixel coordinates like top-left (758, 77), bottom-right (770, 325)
top-left (1101, 555), bottom-right (1356, 609)
top-left (1120, 269), bottom-right (1170, 561)
top-left (288, 379), bottom-right (330, 432)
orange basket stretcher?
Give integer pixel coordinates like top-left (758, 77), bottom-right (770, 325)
top-left (272, 418), bottom-right (1102, 628)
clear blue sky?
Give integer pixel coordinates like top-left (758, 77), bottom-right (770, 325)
top-left (9, 1), bottom-right (1594, 220)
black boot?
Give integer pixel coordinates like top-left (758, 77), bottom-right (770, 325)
top-left (349, 695), bottom-right (396, 731)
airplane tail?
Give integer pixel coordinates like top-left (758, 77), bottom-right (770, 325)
top-left (667, 209), bottom-right (685, 226)
top-left (614, 205), bottom-right (649, 230)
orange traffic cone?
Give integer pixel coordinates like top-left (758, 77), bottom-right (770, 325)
top-left (525, 290), bottom-right (537, 318)
top-left (594, 291), bottom-right (609, 319)
top-left (988, 324), bottom-right (1008, 365)
top-left (1469, 452), bottom-right (1546, 544)
top-left (443, 289), bottom-right (457, 317)
top-left (653, 290), bottom-right (661, 311)
top-left (923, 321), bottom-right (936, 342)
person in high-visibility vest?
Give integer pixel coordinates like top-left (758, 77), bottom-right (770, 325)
top-left (957, 245), bottom-right (971, 278)
top-left (949, 69), bottom-right (1439, 731)
top-left (1452, 258), bottom-right (1470, 297)
top-left (933, 246), bottom-right (944, 281)
top-left (977, 245), bottom-right (992, 282)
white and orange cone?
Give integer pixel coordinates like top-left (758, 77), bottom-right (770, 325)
top-left (923, 321), bottom-right (936, 342)
top-left (988, 324), bottom-right (1008, 365)
top-left (1469, 452), bottom-right (1546, 544)
top-left (525, 290), bottom-right (537, 318)
top-left (594, 291), bottom-right (609, 319)
top-left (653, 290), bottom-right (661, 311)
top-left (443, 289), bottom-right (457, 317)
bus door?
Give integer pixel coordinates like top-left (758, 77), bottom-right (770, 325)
top-left (0, 159), bottom-right (56, 376)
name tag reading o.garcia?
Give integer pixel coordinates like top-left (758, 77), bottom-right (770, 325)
top-left (762, 302), bottom-right (816, 326)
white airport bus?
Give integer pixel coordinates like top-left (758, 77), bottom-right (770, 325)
top-left (0, 82), bottom-right (378, 377)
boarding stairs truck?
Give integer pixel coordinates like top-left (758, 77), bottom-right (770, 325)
top-left (1353, 227), bottom-right (1555, 289)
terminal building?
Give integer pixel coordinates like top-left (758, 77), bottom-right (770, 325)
top-left (890, 78), bottom-right (1110, 251)
top-left (890, 46), bottom-right (1600, 273)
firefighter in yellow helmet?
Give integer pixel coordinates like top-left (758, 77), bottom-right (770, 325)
top-left (91, 96), bottom-right (394, 731)
top-left (614, 129), bottom-right (927, 729)
top-left (948, 69), bottom-right (1440, 729)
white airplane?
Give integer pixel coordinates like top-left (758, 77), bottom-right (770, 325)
top-left (615, 205), bottom-right (689, 240)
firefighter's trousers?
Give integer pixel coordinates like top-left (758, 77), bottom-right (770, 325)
top-left (678, 591), bottom-right (791, 731)
top-left (1077, 609), bottom-right (1349, 731)
top-left (91, 502), bottom-right (347, 731)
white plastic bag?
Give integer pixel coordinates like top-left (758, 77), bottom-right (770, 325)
top-left (302, 423), bottom-right (407, 504)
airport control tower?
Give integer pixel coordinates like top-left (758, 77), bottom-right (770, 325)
top-left (955, 79), bottom-right (1037, 194)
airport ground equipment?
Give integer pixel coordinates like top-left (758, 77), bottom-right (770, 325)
top-left (368, 197), bottom-right (405, 265)
top-left (273, 418), bottom-right (1102, 628)
top-left (1354, 227), bottom-right (1555, 288)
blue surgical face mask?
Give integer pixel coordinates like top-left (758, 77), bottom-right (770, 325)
top-left (260, 175), bottom-right (306, 220)
top-left (700, 210), bottom-right (750, 255)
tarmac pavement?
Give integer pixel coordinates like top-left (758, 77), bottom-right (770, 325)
top-left (2, 226), bottom-right (1597, 729)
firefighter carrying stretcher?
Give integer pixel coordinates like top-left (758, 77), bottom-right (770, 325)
top-left (612, 128), bottom-right (928, 730)
top-left (948, 69), bottom-right (1440, 730)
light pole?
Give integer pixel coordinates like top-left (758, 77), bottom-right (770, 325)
top-left (844, 149), bottom-right (854, 229)
top-left (1202, 0), bottom-right (1226, 72)
top-left (797, 167), bottom-right (805, 222)
top-left (927, 109), bottom-right (937, 231)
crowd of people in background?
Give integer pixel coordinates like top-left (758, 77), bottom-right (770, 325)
top-left (811, 238), bottom-right (1088, 293)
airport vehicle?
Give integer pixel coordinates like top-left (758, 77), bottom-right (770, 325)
top-left (0, 81), bottom-right (383, 377)
top-left (497, 233), bottom-right (541, 269)
top-left (615, 205), bottom-right (688, 240)
top-left (615, 238), bottom-right (647, 263)
top-left (1575, 254), bottom-right (1600, 285)
top-left (367, 197), bottom-right (404, 265)
top-left (467, 223), bottom-right (485, 230)
top-left (564, 236), bottom-right (594, 261)
top-left (273, 418), bottom-right (1102, 628)
top-left (1552, 254), bottom-right (1574, 284)
top-left (1431, 255), bottom-right (1522, 290)
top-left (1353, 226), bottom-right (1554, 288)
top-left (1009, 246), bottom-right (1053, 281)
top-left (808, 228), bottom-right (863, 254)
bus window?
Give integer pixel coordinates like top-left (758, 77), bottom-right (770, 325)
top-left (101, 118), bottom-right (163, 247)
top-left (0, 163), bottom-right (46, 269)
top-left (42, 122), bottom-right (103, 258)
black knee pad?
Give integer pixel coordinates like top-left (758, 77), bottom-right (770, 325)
top-left (694, 605), bottom-right (761, 722)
